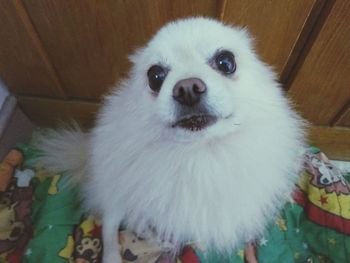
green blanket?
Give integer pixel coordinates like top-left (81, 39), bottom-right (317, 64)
top-left (0, 145), bottom-right (349, 263)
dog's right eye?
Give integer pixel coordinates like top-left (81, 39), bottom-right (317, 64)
top-left (147, 65), bottom-right (167, 93)
top-left (214, 50), bottom-right (236, 75)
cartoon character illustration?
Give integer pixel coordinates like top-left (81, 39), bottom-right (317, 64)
top-left (311, 157), bottom-right (347, 186)
top-left (0, 191), bottom-right (13, 207)
top-left (59, 217), bottom-right (103, 263)
top-left (75, 236), bottom-right (102, 263)
top-left (0, 164), bottom-right (33, 260)
top-left (0, 203), bottom-right (24, 241)
top-left (306, 154), bottom-right (350, 195)
top-left (119, 230), bottom-right (169, 262)
top-left (0, 149), bottom-right (23, 192)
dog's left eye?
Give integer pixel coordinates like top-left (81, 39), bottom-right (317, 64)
top-left (215, 50), bottom-right (236, 75)
top-left (147, 65), bottom-right (167, 92)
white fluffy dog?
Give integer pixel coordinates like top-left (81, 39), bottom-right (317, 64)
top-left (36, 17), bottom-right (305, 262)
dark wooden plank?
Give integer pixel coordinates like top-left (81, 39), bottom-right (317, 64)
top-left (280, 0), bottom-right (327, 85)
top-left (0, 0), bottom-right (65, 97)
top-left (288, 0), bottom-right (350, 125)
top-left (335, 105), bottom-right (350, 127)
top-left (18, 96), bottom-right (100, 129)
top-left (22, 0), bottom-right (218, 99)
top-left (221, 0), bottom-right (318, 76)
top-left (309, 126), bottom-right (350, 161)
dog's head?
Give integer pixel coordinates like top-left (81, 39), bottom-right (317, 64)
top-left (124, 17), bottom-right (289, 142)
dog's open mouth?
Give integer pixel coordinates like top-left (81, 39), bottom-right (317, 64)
top-left (172, 115), bottom-right (217, 131)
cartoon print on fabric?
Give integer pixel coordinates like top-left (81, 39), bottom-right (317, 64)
top-left (74, 232), bottom-right (102, 263)
top-left (178, 246), bottom-right (200, 263)
top-left (294, 151), bottom-right (350, 236)
top-left (73, 217), bottom-right (103, 263)
top-left (275, 217), bottom-right (287, 232)
top-left (0, 202), bottom-right (24, 241)
top-left (58, 235), bottom-right (75, 263)
top-left (305, 152), bottom-right (349, 195)
top-left (119, 230), bottom-right (206, 263)
top-left (0, 179), bottom-right (33, 262)
top-left (119, 230), bottom-right (169, 262)
top-left (48, 175), bottom-right (61, 195)
top-left (58, 217), bottom-right (103, 263)
top-left (4, 144), bottom-right (349, 263)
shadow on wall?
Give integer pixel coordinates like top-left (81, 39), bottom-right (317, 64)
top-left (0, 80), bottom-right (35, 159)
top-left (0, 80), bottom-right (9, 108)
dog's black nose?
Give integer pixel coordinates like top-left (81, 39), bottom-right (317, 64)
top-left (173, 78), bottom-right (207, 106)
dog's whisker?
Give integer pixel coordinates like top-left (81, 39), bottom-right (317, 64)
top-left (234, 96), bottom-right (284, 107)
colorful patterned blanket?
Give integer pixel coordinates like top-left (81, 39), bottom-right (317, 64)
top-left (0, 145), bottom-right (349, 263)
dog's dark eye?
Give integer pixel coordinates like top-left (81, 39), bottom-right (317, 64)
top-left (215, 51), bottom-right (236, 75)
top-left (147, 65), bottom-right (167, 92)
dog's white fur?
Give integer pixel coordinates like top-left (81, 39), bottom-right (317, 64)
top-left (35, 17), bottom-right (305, 262)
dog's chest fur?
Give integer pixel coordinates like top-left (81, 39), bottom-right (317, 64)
top-left (87, 123), bottom-right (300, 250)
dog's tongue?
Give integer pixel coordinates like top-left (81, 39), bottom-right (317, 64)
top-left (175, 115), bottom-right (216, 131)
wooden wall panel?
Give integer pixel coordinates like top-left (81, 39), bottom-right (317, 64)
top-left (18, 96), bottom-right (100, 129)
top-left (22, 0), bottom-right (217, 99)
top-left (0, 0), bottom-right (65, 97)
top-left (309, 126), bottom-right (350, 160)
top-left (336, 106), bottom-right (350, 127)
top-left (288, 0), bottom-right (350, 125)
top-left (221, 0), bottom-right (321, 77)
top-left (0, 1), bottom-right (348, 160)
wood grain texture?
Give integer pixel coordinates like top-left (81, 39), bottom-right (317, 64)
top-left (1, 1), bottom-right (349, 160)
top-left (335, 105), bottom-right (350, 127)
top-left (288, 0), bottom-right (350, 125)
top-left (309, 126), bottom-right (350, 161)
top-left (0, 0), bottom-right (65, 97)
top-left (280, 0), bottom-right (327, 85)
top-left (22, 0), bottom-right (217, 99)
top-left (221, 0), bottom-right (318, 76)
top-left (18, 96), bottom-right (100, 129)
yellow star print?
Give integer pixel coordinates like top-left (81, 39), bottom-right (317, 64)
top-left (58, 235), bottom-right (75, 261)
top-left (276, 217), bottom-right (287, 231)
top-left (328, 238), bottom-right (336, 245)
top-left (48, 174), bottom-right (61, 195)
top-left (237, 249), bottom-right (244, 258)
top-left (35, 168), bottom-right (49, 182)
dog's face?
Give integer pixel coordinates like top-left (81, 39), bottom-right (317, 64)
top-left (125, 18), bottom-right (285, 142)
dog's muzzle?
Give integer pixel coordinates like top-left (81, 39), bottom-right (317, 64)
top-left (171, 78), bottom-right (217, 131)
top-left (172, 114), bottom-right (217, 131)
